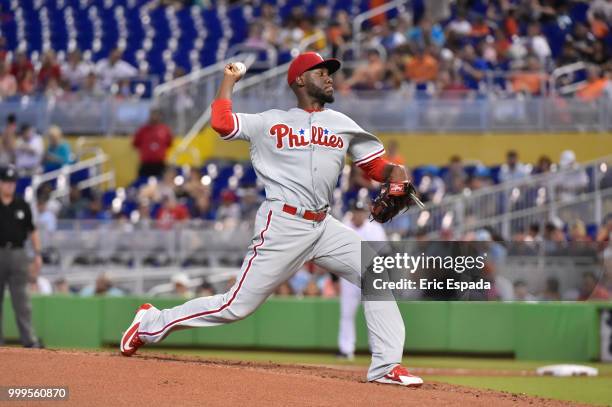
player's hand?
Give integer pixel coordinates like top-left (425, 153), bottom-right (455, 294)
top-left (223, 63), bottom-right (243, 82)
top-left (29, 255), bottom-right (42, 283)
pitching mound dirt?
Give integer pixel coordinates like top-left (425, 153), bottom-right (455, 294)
top-left (1, 348), bottom-right (584, 406)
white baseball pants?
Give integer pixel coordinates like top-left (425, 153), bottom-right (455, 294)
top-left (138, 200), bottom-right (405, 381)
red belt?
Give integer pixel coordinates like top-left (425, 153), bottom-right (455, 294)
top-left (282, 204), bottom-right (327, 222)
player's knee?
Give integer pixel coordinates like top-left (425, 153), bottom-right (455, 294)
top-left (226, 305), bottom-right (256, 321)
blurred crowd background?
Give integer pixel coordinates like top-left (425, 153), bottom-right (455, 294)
top-left (0, 0), bottom-right (610, 302)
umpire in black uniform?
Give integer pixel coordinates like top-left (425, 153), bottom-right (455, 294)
top-left (0, 165), bottom-right (42, 347)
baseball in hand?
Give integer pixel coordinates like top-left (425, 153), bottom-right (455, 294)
top-left (234, 62), bottom-right (247, 77)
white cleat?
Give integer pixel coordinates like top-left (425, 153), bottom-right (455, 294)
top-left (372, 365), bottom-right (424, 387)
top-left (120, 303), bottom-right (154, 357)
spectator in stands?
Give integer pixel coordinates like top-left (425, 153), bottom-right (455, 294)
top-left (59, 185), bottom-right (87, 219)
top-left (79, 72), bottom-right (104, 98)
top-left (113, 78), bottom-right (133, 99)
top-left (499, 150), bottom-right (530, 183)
top-left (404, 46), bottom-right (439, 87)
top-left (0, 61), bottom-right (17, 98)
top-left (14, 124), bottom-right (44, 176)
top-left (189, 191), bottom-right (213, 220)
top-left (33, 189), bottom-right (57, 232)
top-left (17, 69), bottom-right (35, 95)
top-left (303, 277), bottom-right (321, 297)
top-left (80, 272), bottom-right (124, 297)
top-left (0, 114), bottom-right (17, 166)
top-left (168, 273), bottom-right (194, 299)
top-left (180, 167), bottom-right (207, 199)
top-left (510, 56), bottom-right (546, 96)
top-left (458, 44), bottom-right (489, 91)
top-left (588, 0), bottom-right (612, 24)
top-left (301, 17), bottom-right (328, 52)
top-left (513, 280), bottom-right (536, 301)
top-left (37, 50), bottom-right (61, 91)
top-left (470, 15), bottom-right (491, 40)
top-left (417, 165), bottom-right (445, 204)
top-left (566, 23), bottom-right (596, 61)
top-left (383, 140), bottom-right (405, 166)
top-left (80, 192), bottom-right (111, 221)
top-left (556, 150), bottom-right (589, 202)
top-left (156, 195), bottom-right (189, 228)
top-left (43, 77), bottom-right (65, 100)
top-left (382, 49), bottom-right (405, 90)
top-left (343, 49), bottom-right (385, 91)
top-left (327, 10), bottom-right (352, 58)
top-left (216, 189), bottom-right (241, 223)
top-left (539, 277), bottom-right (561, 301)
top-left (436, 69), bottom-right (469, 99)
top-left (132, 109), bottom-right (173, 178)
top-left (95, 48), bottom-right (138, 89)
top-left (447, 10), bottom-right (472, 38)
top-left (43, 125), bottom-right (72, 172)
top-left (406, 17), bottom-right (445, 49)
top-left (525, 22), bottom-right (551, 64)
top-left (53, 277), bottom-right (71, 295)
top-left (158, 167), bottom-right (178, 201)
top-left (195, 280), bottom-right (215, 297)
top-left (591, 41), bottom-right (609, 66)
top-left (62, 50), bottom-right (91, 90)
top-left (579, 271), bottom-right (610, 301)
top-left (443, 155), bottom-right (468, 195)
top-left (576, 65), bottom-right (610, 102)
top-left (28, 274), bottom-right (52, 295)
top-left (375, 21), bottom-right (406, 51)
top-left (533, 155), bottom-right (552, 175)
top-left (468, 165), bottom-right (494, 191)
top-left (275, 281), bottom-right (293, 296)
top-left (245, 21), bottom-right (272, 50)
top-left (596, 214), bottom-right (612, 243)
top-left (10, 51), bottom-right (34, 91)
top-left (525, 223), bottom-right (543, 242)
top-left (543, 221), bottom-right (567, 252)
top-left (0, 36), bottom-right (6, 61)
top-left (570, 220), bottom-right (591, 242)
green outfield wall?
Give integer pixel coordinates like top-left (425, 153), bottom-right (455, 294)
top-left (2, 296), bottom-right (608, 361)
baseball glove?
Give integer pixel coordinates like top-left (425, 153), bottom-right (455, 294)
top-left (371, 181), bottom-right (425, 223)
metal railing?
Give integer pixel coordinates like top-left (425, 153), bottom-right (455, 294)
top-left (0, 95), bottom-right (151, 135)
top-left (167, 34), bottom-right (331, 165)
top-left (226, 91), bottom-right (612, 133)
top-left (27, 149), bottom-right (115, 206)
top-left (391, 155), bottom-right (612, 239)
top-left (153, 53), bottom-right (258, 137)
top-left (351, 0), bottom-right (410, 59)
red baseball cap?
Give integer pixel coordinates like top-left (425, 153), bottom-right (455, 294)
top-left (287, 52), bottom-right (341, 86)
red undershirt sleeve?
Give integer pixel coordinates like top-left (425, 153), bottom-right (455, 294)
top-left (357, 156), bottom-right (390, 182)
top-left (210, 99), bottom-right (237, 137)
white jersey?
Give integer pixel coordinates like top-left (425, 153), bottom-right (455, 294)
top-left (225, 108), bottom-right (385, 209)
top-left (343, 217), bottom-right (387, 241)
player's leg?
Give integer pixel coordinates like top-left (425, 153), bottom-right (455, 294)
top-left (312, 217), bottom-right (421, 386)
top-left (0, 256), bottom-right (7, 345)
top-left (338, 277), bottom-right (361, 358)
top-left (136, 207), bottom-right (315, 345)
top-left (7, 250), bottom-right (38, 347)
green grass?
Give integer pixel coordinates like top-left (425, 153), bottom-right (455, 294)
top-left (139, 348), bottom-right (612, 406)
top-left (427, 376), bottom-right (612, 406)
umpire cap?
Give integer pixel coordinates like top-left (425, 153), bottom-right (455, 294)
top-left (0, 165), bottom-right (18, 182)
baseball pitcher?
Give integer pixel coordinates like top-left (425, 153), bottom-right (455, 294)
top-left (120, 52), bottom-right (423, 387)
